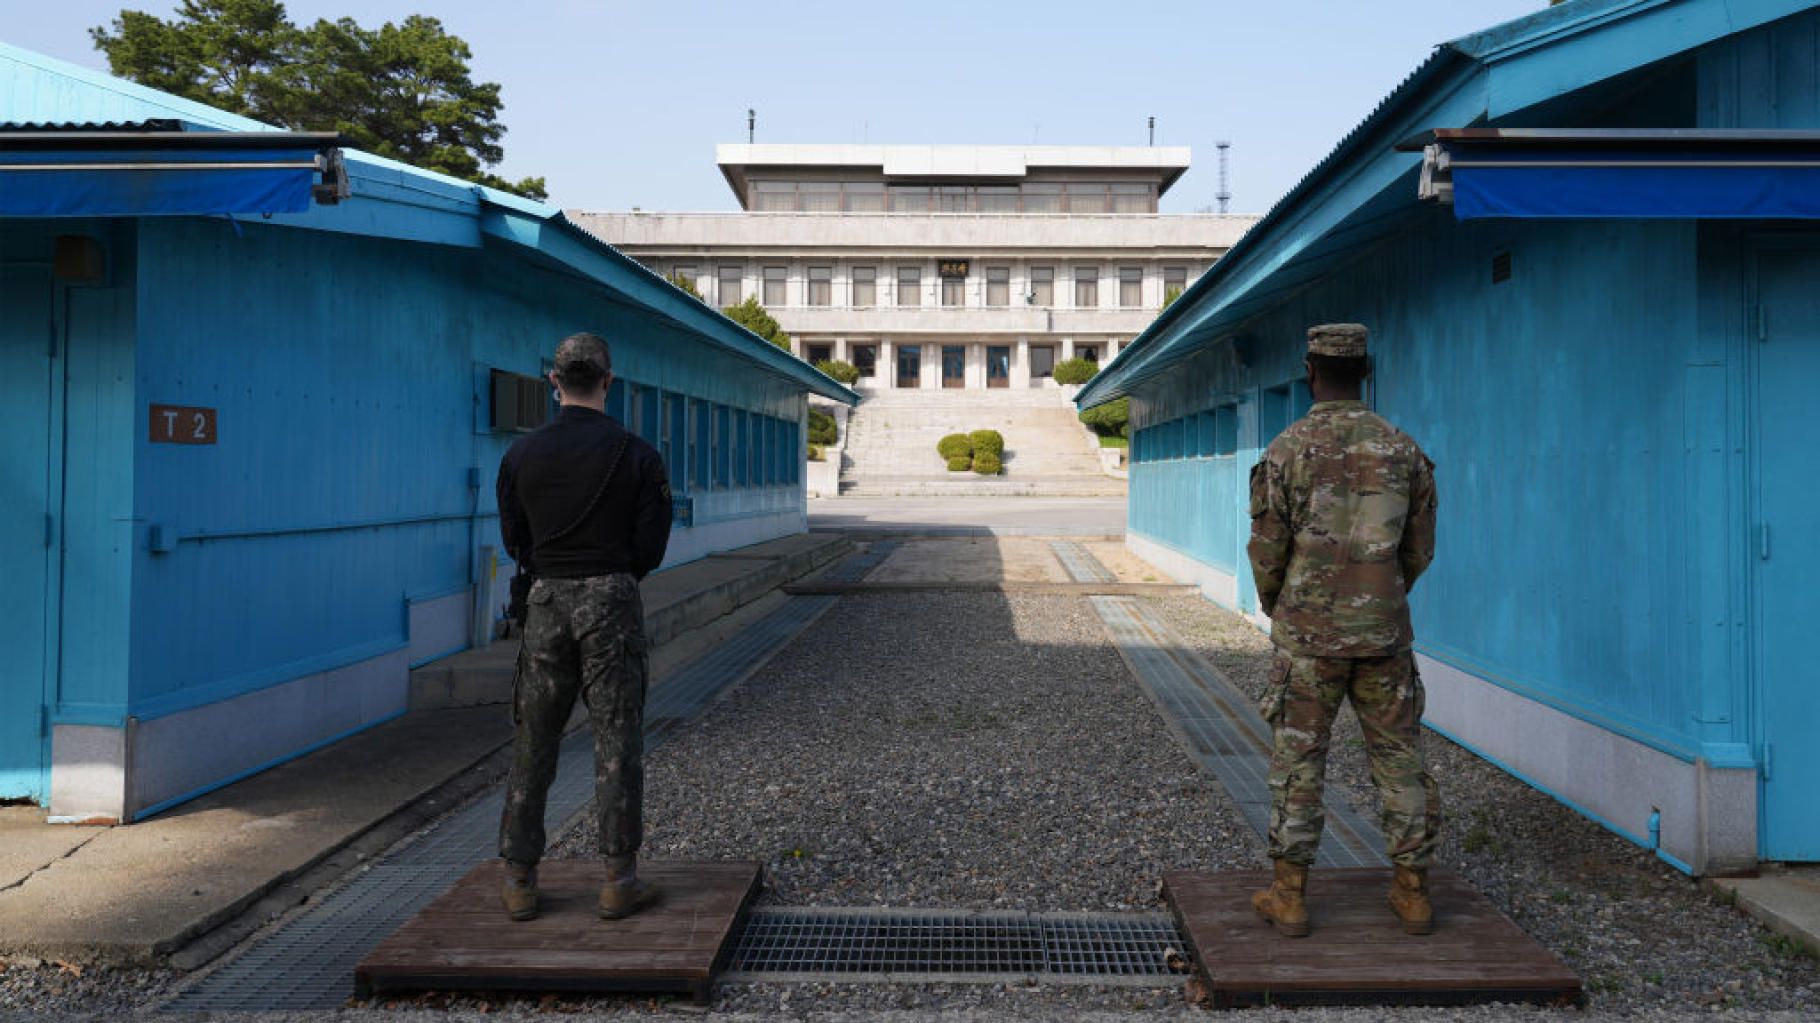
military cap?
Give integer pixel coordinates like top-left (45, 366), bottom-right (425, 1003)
top-left (1306, 323), bottom-right (1368, 358)
top-left (554, 332), bottom-right (612, 376)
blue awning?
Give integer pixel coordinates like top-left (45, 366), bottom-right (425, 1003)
top-left (0, 130), bottom-right (343, 218)
top-left (1411, 129), bottom-right (1820, 221)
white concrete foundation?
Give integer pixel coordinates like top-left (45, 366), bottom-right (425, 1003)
top-left (49, 724), bottom-right (129, 824)
top-left (408, 589), bottom-right (472, 667)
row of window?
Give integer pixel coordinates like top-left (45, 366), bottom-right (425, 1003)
top-left (748, 180), bottom-right (1157, 215)
top-left (610, 380), bottom-right (801, 493)
top-left (1131, 405), bottom-right (1239, 464)
top-left (800, 341), bottom-right (1102, 380)
top-left (678, 264), bottom-right (1190, 310)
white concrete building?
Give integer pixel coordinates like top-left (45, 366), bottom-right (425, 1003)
top-left (573, 145), bottom-right (1257, 390)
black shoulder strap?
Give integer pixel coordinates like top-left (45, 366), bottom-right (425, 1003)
top-left (543, 429), bottom-right (632, 547)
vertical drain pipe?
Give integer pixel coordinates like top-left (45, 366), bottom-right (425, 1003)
top-left (1648, 808), bottom-right (1695, 875)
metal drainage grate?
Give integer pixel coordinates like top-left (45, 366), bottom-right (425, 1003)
top-left (818, 540), bottom-right (900, 583)
top-left (1050, 540), bottom-right (1118, 584)
top-left (723, 909), bottom-right (1184, 984)
top-left (1092, 595), bottom-right (1387, 869)
top-left (163, 595), bottom-right (835, 1013)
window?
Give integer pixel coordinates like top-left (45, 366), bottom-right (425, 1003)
top-left (489, 370), bottom-right (551, 433)
top-left (851, 343), bottom-right (879, 377)
top-left (664, 394), bottom-right (686, 486)
top-left (1074, 266), bottom-right (1099, 308)
top-left (1022, 182), bottom-right (1064, 213)
top-left (1163, 266), bottom-right (1186, 305)
top-left (753, 180), bottom-right (795, 211)
top-left (808, 265), bottom-right (832, 306)
top-left (985, 266), bottom-right (1010, 307)
top-left (896, 265), bottom-right (921, 307)
top-left (1197, 411), bottom-right (1218, 456)
top-left (934, 186), bottom-right (970, 212)
top-left (608, 377), bottom-right (626, 422)
top-left (977, 186), bottom-right (1018, 212)
top-left (691, 399), bottom-right (710, 489)
top-left (807, 343), bottom-right (833, 363)
top-left (1119, 266), bottom-right (1142, 307)
top-left (734, 411), bottom-right (749, 487)
top-left (889, 185), bottom-right (929, 212)
top-left (1030, 266), bottom-right (1054, 306)
top-left (763, 265), bottom-right (787, 306)
top-left (846, 182), bottom-right (885, 212)
top-left (1067, 183), bottom-right (1108, 213)
top-left (1030, 345), bottom-right (1056, 379)
top-left (713, 405), bottom-right (730, 486)
top-left (1111, 183), bottom-right (1151, 213)
top-left (719, 265), bottom-right (743, 305)
top-left (799, 181), bottom-right (841, 212)
top-left (851, 266), bottom-right (876, 306)
top-left (1215, 405), bottom-right (1238, 455)
top-left (640, 385), bottom-right (660, 440)
top-left (941, 275), bottom-right (966, 307)
top-left (627, 385), bottom-right (644, 438)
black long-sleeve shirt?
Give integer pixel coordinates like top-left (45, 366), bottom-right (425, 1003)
top-left (497, 406), bottom-right (672, 579)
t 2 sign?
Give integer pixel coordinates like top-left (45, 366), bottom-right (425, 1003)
top-left (150, 404), bottom-right (218, 445)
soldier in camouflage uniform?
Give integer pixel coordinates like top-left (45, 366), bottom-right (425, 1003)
top-left (495, 333), bottom-right (673, 922)
top-left (1247, 323), bottom-right (1441, 937)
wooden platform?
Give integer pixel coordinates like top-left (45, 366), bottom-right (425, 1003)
top-left (355, 860), bottom-right (761, 1004)
top-left (1163, 868), bottom-right (1583, 1009)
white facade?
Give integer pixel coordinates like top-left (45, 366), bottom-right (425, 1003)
top-left (573, 145), bottom-right (1258, 390)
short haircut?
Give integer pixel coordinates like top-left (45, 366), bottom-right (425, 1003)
top-left (554, 332), bottom-right (611, 393)
top-left (1306, 352), bottom-right (1370, 385)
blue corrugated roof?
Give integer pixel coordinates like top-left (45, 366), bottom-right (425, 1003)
top-left (1078, 0), bottom-right (1820, 408)
top-left (0, 39), bottom-right (856, 404)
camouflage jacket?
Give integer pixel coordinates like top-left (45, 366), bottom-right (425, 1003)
top-left (1247, 399), bottom-right (1436, 657)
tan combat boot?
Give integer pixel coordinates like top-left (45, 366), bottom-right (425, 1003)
top-left (1251, 859), bottom-right (1311, 937)
top-left (501, 860), bottom-right (539, 922)
top-left (1387, 865), bottom-right (1434, 935)
top-left (599, 854), bottom-right (662, 920)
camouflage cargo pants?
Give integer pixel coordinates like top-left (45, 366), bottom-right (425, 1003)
top-left (498, 573), bottom-right (649, 866)
top-left (1260, 650), bottom-right (1441, 869)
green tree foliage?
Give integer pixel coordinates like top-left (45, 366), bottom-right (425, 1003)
top-left (814, 359), bottom-right (861, 386)
top-left (972, 453), bottom-right (1002, 475)
top-left (807, 408), bottom-right (838, 446)
top-left (1052, 357), bottom-right (1099, 385)
top-left (937, 433), bottom-right (972, 460)
top-left (91, 0), bottom-right (547, 199)
top-left (946, 455), bottom-right (972, 472)
top-left (1163, 285), bottom-right (1184, 309)
top-left (668, 273), bottom-right (705, 300)
top-left (721, 296), bottom-right (792, 350)
top-left (1078, 396), bottom-right (1129, 437)
top-left (968, 430), bottom-right (1004, 458)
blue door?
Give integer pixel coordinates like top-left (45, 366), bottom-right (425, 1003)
top-left (1756, 249), bottom-right (1820, 861)
top-left (0, 267), bottom-right (55, 802)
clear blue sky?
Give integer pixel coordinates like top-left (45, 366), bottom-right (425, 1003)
top-left (5, 1), bottom-right (1545, 213)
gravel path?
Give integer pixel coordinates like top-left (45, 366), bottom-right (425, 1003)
top-left (1144, 595), bottom-right (1820, 1017)
top-left (554, 592), bottom-right (1260, 907)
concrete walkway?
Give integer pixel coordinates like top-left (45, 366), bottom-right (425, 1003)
top-left (809, 496), bottom-right (1125, 536)
top-left (0, 532), bottom-right (849, 964)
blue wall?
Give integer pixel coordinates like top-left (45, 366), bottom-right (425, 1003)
top-left (119, 217), bottom-right (809, 724)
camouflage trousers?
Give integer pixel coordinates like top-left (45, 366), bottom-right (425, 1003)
top-left (498, 573), bottom-right (649, 866)
top-left (1260, 650), bottom-right (1441, 869)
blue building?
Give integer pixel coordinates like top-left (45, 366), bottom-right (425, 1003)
top-left (1080, 0), bottom-right (1820, 873)
top-left (0, 43), bottom-right (855, 823)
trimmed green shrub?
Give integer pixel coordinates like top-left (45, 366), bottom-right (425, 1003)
top-left (1078, 396), bottom-right (1129, 436)
top-left (973, 453), bottom-right (1002, 475)
top-left (807, 444), bottom-right (825, 462)
top-left (807, 408), bottom-right (838, 446)
top-left (937, 433), bottom-right (972, 460)
top-left (813, 359), bottom-right (861, 385)
top-left (1053, 357), bottom-right (1098, 385)
top-left (946, 455), bottom-right (972, 472)
top-left (968, 429), bottom-right (1004, 458)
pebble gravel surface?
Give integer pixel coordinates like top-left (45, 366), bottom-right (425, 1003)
top-left (554, 591), bottom-right (1260, 907)
top-left (10, 587), bottom-right (1817, 1023)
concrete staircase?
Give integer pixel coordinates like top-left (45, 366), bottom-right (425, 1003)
top-left (837, 387), bottom-right (1125, 497)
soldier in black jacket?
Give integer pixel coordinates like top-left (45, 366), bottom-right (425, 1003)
top-left (494, 332), bottom-right (671, 921)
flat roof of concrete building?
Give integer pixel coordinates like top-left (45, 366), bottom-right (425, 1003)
top-left (717, 144), bottom-right (1192, 203)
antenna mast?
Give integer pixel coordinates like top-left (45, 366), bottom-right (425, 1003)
top-left (1148, 116), bottom-right (1155, 146)
top-left (1215, 140), bottom-right (1232, 213)
top-left (748, 109), bottom-right (756, 144)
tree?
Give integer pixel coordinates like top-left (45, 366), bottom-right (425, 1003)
top-left (1163, 285), bottom-right (1184, 309)
top-left (668, 273), bottom-right (705, 301)
top-left (92, 1), bottom-right (546, 200)
top-left (1079, 396), bottom-right (1129, 437)
top-left (722, 296), bottom-right (792, 351)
